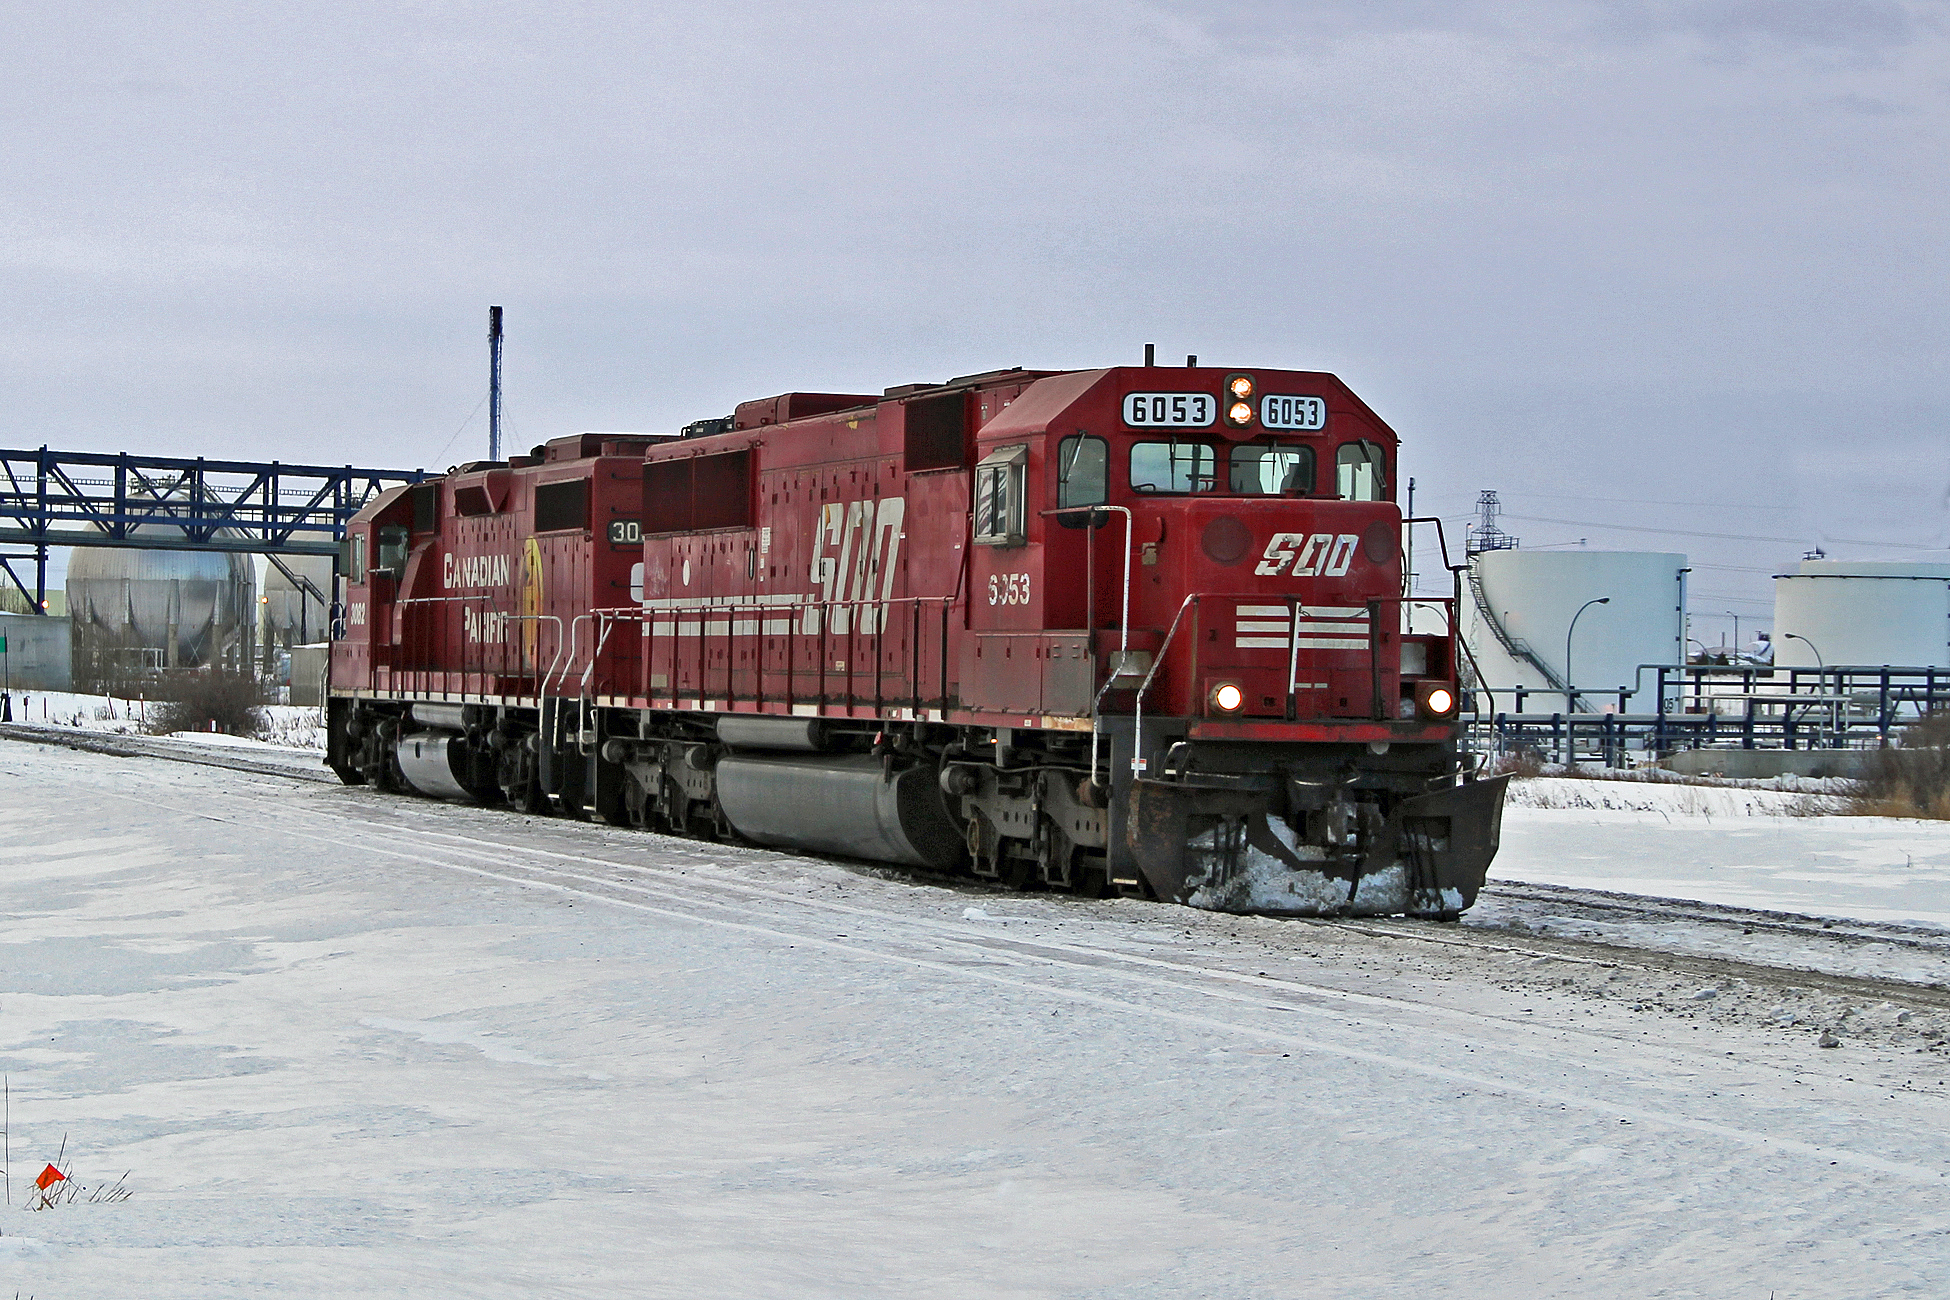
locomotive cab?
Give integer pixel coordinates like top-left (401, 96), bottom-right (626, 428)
top-left (959, 366), bottom-right (1505, 916)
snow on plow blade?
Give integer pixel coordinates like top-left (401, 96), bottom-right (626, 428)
top-left (1127, 773), bottom-right (1511, 918)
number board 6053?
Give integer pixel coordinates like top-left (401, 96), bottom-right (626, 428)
top-left (1259, 395), bottom-right (1327, 430)
top-left (1123, 392), bottom-right (1214, 427)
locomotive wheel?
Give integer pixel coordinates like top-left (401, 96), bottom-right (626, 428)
top-left (621, 771), bottom-right (653, 829)
top-left (554, 762), bottom-right (590, 821)
top-left (1068, 861), bottom-right (1111, 899)
top-left (997, 851), bottom-right (1041, 892)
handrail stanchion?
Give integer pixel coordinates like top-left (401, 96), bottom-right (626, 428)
top-left (1286, 594), bottom-right (1301, 722)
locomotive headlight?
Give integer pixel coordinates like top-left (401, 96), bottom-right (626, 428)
top-left (1210, 681), bottom-right (1245, 714)
top-left (1415, 681), bottom-right (1458, 719)
top-left (1222, 374), bottom-right (1256, 427)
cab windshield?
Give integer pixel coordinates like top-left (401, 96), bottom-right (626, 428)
top-left (1229, 443), bottom-right (1314, 495)
top-left (1130, 441), bottom-right (1217, 493)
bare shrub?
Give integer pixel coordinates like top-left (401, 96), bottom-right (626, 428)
top-left (146, 669), bottom-right (267, 738)
top-left (1855, 713), bottom-right (1950, 820)
top-left (1490, 747), bottom-right (1546, 779)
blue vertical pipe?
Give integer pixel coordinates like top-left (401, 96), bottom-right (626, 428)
top-left (488, 305), bottom-right (504, 462)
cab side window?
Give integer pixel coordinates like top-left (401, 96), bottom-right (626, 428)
top-left (375, 526), bottom-right (409, 573)
top-left (1056, 435), bottom-right (1107, 508)
top-left (973, 444), bottom-right (1028, 547)
top-left (1336, 441), bottom-right (1387, 501)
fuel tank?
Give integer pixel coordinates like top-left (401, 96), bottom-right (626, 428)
top-left (395, 729), bottom-right (472, 800)
top-left (715, 755), bottom-right (964, 870)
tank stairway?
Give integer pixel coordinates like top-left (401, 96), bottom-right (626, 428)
top-left (1465, 562), bottom-right (1586, 712)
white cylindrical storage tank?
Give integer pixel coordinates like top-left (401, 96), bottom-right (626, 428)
top-left (1463, 549), bottom-right (1687, 711)
top-left (1773, 560), bottom-right (1950, 668)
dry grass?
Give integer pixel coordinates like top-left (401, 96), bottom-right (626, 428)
top-left (28, 1168), bottom-right (131, 1210)
top-left (1852, 713), bottom-right (1950, 820)
top-left (1489, 748), bottom-right (1546, 779)
top-left (5, 1125), bottom-right (133, 1213)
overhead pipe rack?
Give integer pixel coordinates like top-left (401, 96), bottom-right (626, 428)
top-left (0, 446), bottom-right (425, 613)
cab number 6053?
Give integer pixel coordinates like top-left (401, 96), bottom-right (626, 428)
top-left (988, 572), bottom-right (1031, 606)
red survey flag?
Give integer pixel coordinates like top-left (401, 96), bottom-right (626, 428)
top-left (35, 1164), bottom-right (65, 1190)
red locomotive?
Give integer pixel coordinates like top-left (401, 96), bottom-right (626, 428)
top-left (327, 362), bottom-right (1509, 916)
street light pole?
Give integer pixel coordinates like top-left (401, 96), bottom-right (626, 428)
top-left (1725, 610), bottom-right (1739, 658)
top-left (1566, 597), bottom-right (1611, 715)
top-left (1782, 632), bottom-right (1825, 696)
top-left (1781, 631), bottom-right (1823, 668)
top-left (1781, 632), bottom-right (1829, 746)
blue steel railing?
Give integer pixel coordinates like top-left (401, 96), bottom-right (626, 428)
top-left (1470, 664), bottom-right (1950, 765)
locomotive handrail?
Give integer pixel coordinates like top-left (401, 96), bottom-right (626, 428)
top-left (1401, 515), bottom-right (1470, 575)
top-left (1128, 591), bottom-right (1445, 776)
top-left (1043, 504), bottom-right (1135, 780)
top-left (582, 606), bottom-right (640, 697)
top-left (1130, 593), bottom-right (1200, 775)
top-left (1129, 591), bottom-right (1309, 773)
top-left (638, 592), bottom-right (956, 716)
top-left (568, 606), bottom-right (641, 703)
top-left (393, 595), bottom-right (564, 702)
top-left (1040, 504), bottom-right (1134, 665)
top-left (559, 607), bottom-right (643, 754)
top-left (553, 610), bottom-right (606, 699)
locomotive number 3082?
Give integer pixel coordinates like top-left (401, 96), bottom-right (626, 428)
top-left (988, 572), bottom-right (1031, 606)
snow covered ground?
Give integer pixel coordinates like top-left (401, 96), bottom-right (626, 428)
top-left (0, 688), bottom-right (324, 751)
top-left (1495, 776), bottom-right (1950, 930)
top-left (7, 741), bottom-right (1950, 1296)
top-left (10, 695), bottom-right (1950, 932)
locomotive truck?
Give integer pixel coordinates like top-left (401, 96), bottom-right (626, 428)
top-left (326, 362), bottom-right (1509, 916)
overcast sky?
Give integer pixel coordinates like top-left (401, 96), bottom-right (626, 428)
top-left (4, 1), bottom-right (1945, 630)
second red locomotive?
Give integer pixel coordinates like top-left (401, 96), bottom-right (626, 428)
top-left (327, 361), bottom-right (1508, 916)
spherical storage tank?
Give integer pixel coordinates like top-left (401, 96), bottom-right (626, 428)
top-left (67, 546), bottom-right (255, 669)
top-left (1462, 549), bottom-right (1687, 710)
top-left (1773, 560), bottom-right (1950, 668)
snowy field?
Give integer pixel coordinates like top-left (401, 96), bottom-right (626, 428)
top-left (7, 741), bottom-right (1950, 1296)
top-left (1494, 776), bottom-right (1950, 930)
top-left (14, 693), bottom-right (1950, 931)
top-left (0, 689), bottom-right (324, 751)
top-left (10, 692), bottom-right (1950, 929)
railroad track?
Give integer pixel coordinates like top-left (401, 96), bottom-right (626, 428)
top-left (1335, 909), bottom-right (1950, 1013)
top-left (0, 721), bottom-right (334, 784)
top-left (7, 720), bottom-right (1950, 1003)
top-left (1482, 879), bottom-right (1950, 954)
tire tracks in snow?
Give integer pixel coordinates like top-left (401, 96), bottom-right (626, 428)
top-left (58, 758), bottom-right (1950, 1190)
top-left (12, 720), bottom-right (1950, 997)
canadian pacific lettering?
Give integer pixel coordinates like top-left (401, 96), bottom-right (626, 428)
top-left (443, 552), bottom-right (513, 589)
